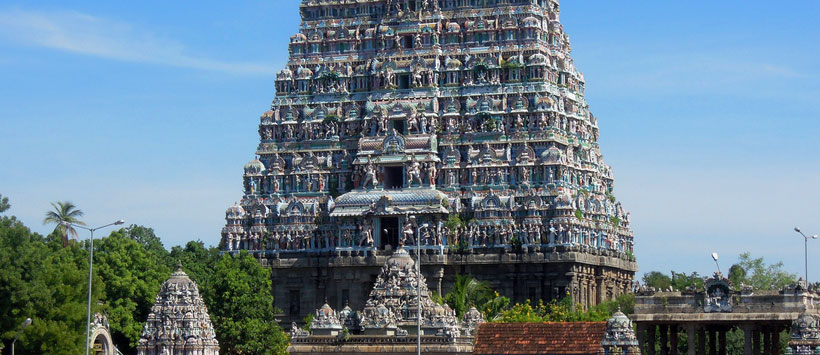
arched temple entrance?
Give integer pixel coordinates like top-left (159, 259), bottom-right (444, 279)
top-left (89, 313), bottom-right (116, 355)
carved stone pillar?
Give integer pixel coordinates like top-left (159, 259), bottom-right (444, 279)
top-left (752, 329), bottom-right (761, 355)
top-left (763, 329), bottom-right (771, 355)
top-left (670, 325), bottom-right (679, 355)
top-left (772, 330), bottom-right (780, 355)
top-left (709, 328), bottom-right (717, 355)
top-left (659, 324), bottom-right (669, 355)
top-left (719, 328), bottom-right (727, 355)
top-left (698, 327), bottom-right (707, 355)
top-left (637, 324), bottom-right (647, 355)
top-left (433, 267), bottom-right (444, 296)
top-left (743, 325), bottom-right (753, 355)
top-left (686, 325), bottom-right (696, 355)
top-left (647, 325), bottom-right (657, 355)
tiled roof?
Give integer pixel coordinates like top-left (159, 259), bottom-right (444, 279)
top-left (473, 322), bottom-right (606, 355)
top-left (334, 189), bottom-right (447, 207)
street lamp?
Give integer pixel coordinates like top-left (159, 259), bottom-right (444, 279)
top-left (794, 227), bottom-right (818, 284)
top-left (711, 252), bottom-right (721, 275)
top-left (11, 317), bottom-right (32, 355)
top-left (416, 222), bottom-right (432, 355)
top-left (63, 219), bottom-right (124, 355)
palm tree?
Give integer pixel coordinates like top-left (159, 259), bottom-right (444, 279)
top-left (43, 201), bottom-right (86, 247)
top-left (443, 274), bottom-right (510, 320)
top-left (444, 275), bottom-right (492, 317)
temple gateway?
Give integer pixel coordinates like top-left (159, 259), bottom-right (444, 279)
top-left (222, 0), bottom-right (637, 325)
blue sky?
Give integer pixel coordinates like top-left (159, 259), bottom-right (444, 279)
top-left (1, 1), bottom-right (819, 280)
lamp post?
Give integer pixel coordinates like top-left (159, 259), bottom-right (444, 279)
top-left (793, 227), bottom-right (818, 284)
top-left (11, 317), bottom-right (32, 355)
top-left (63, 219), bottom-right (124, 355)
top-left (711, 252), bottom-right (721, 275)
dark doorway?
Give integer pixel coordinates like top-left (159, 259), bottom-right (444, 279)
top-left (384, 166), bottom-right (403, 189)
top-left (393, 119), bottom-right (406, 134)
top-left (399, 74), bottom-right (410, 89)
top-left (289, 290), bottom-right (301, 316)
top-left (381, 217), bottom-right (400, 249)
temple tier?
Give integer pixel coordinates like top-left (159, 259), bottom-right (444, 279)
top-left (223, 0), bottom-right (637, 325)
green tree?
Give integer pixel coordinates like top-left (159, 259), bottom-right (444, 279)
top-left (443, 275), bottom-right (509, 320)
top-left (494, 301), bottom-right (549, 323)
top-left (670, 271), bottom-right (705, 291)
top-left (203, 252), bottom-right (288, 354)
top-left (94, 228), bottom-right (171, 351)
top-left (0, 217), bottom-right (103, 354)
top-left (729, 252), bottom-right (796, 290)
top-left (643, 271), bottom-right (672, 290)
top-left (0, 194), bottom-right (9, 213)
top-left (124, 225), bottom-right (168, 264)
top-left (728, 264), bottom-right (746, 288)
top-left (43, 201), bottom-right (86, 247)
top-left (168, 240), bottom-right (221, 296)
top-left (494, 294), bottom-right (634, 323)
top-left (444, 275), bottom-right (490, 318)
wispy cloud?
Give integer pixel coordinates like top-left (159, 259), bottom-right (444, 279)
top-left (581, 44), bottom-right (810, 99)
top-left (0, 8), bottom-right (276, 75)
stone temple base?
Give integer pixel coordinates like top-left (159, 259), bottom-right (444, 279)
top-left (255, 247), bottom-right (636, 325)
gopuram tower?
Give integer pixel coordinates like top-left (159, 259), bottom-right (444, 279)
top-left (222, 0), bottom-right (637, 324)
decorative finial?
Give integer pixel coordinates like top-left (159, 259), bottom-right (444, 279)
top-left (176, 260), bottom-right (183, 272)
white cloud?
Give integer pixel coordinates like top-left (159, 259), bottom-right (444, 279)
top-left (0, 8), bottom-right (276, 75)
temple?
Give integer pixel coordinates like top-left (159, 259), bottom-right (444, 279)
top-left (632, 275), bottom-right (820, 355)
top-left (289, 247), bottom-right (476, 354)
top-left (137, 264), bottom-right (220, 355)
top-left (222, 0), bottom-right (637, 324)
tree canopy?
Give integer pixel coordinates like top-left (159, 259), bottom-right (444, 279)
top-left (94, 228), bottom-right (171, 349)
top-left (0, 216), bottom-right (102, 354)
top-left (203, 251), bottom-right (288, 354)
top-left (642, 253), bottom-right (796, 292)
top-left (0, 194), bottom-right (9, 213)
top-left (643, 270), bottom-right (703, 291)
top-left (0, 198), bottom-right (288, 354)
top-left (436, 274), bottom-right (632, 324)
top-left (728, 252), bottom-right (796, 290)
top-left (493, 294), bottom-right (635, 323)
top-left (42, 201), bottom-right (85, 247)
top-left (442, 275), bottom-right (509, 320)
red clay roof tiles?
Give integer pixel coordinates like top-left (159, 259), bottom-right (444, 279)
top-left (473, 322), bottom-right (606, 355)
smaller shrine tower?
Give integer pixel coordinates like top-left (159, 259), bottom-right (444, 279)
top-left (137, 263), bottom-right (220, 355)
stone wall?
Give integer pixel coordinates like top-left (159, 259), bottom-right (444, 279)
top-left (258, 248), bottom-right (635, 324)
